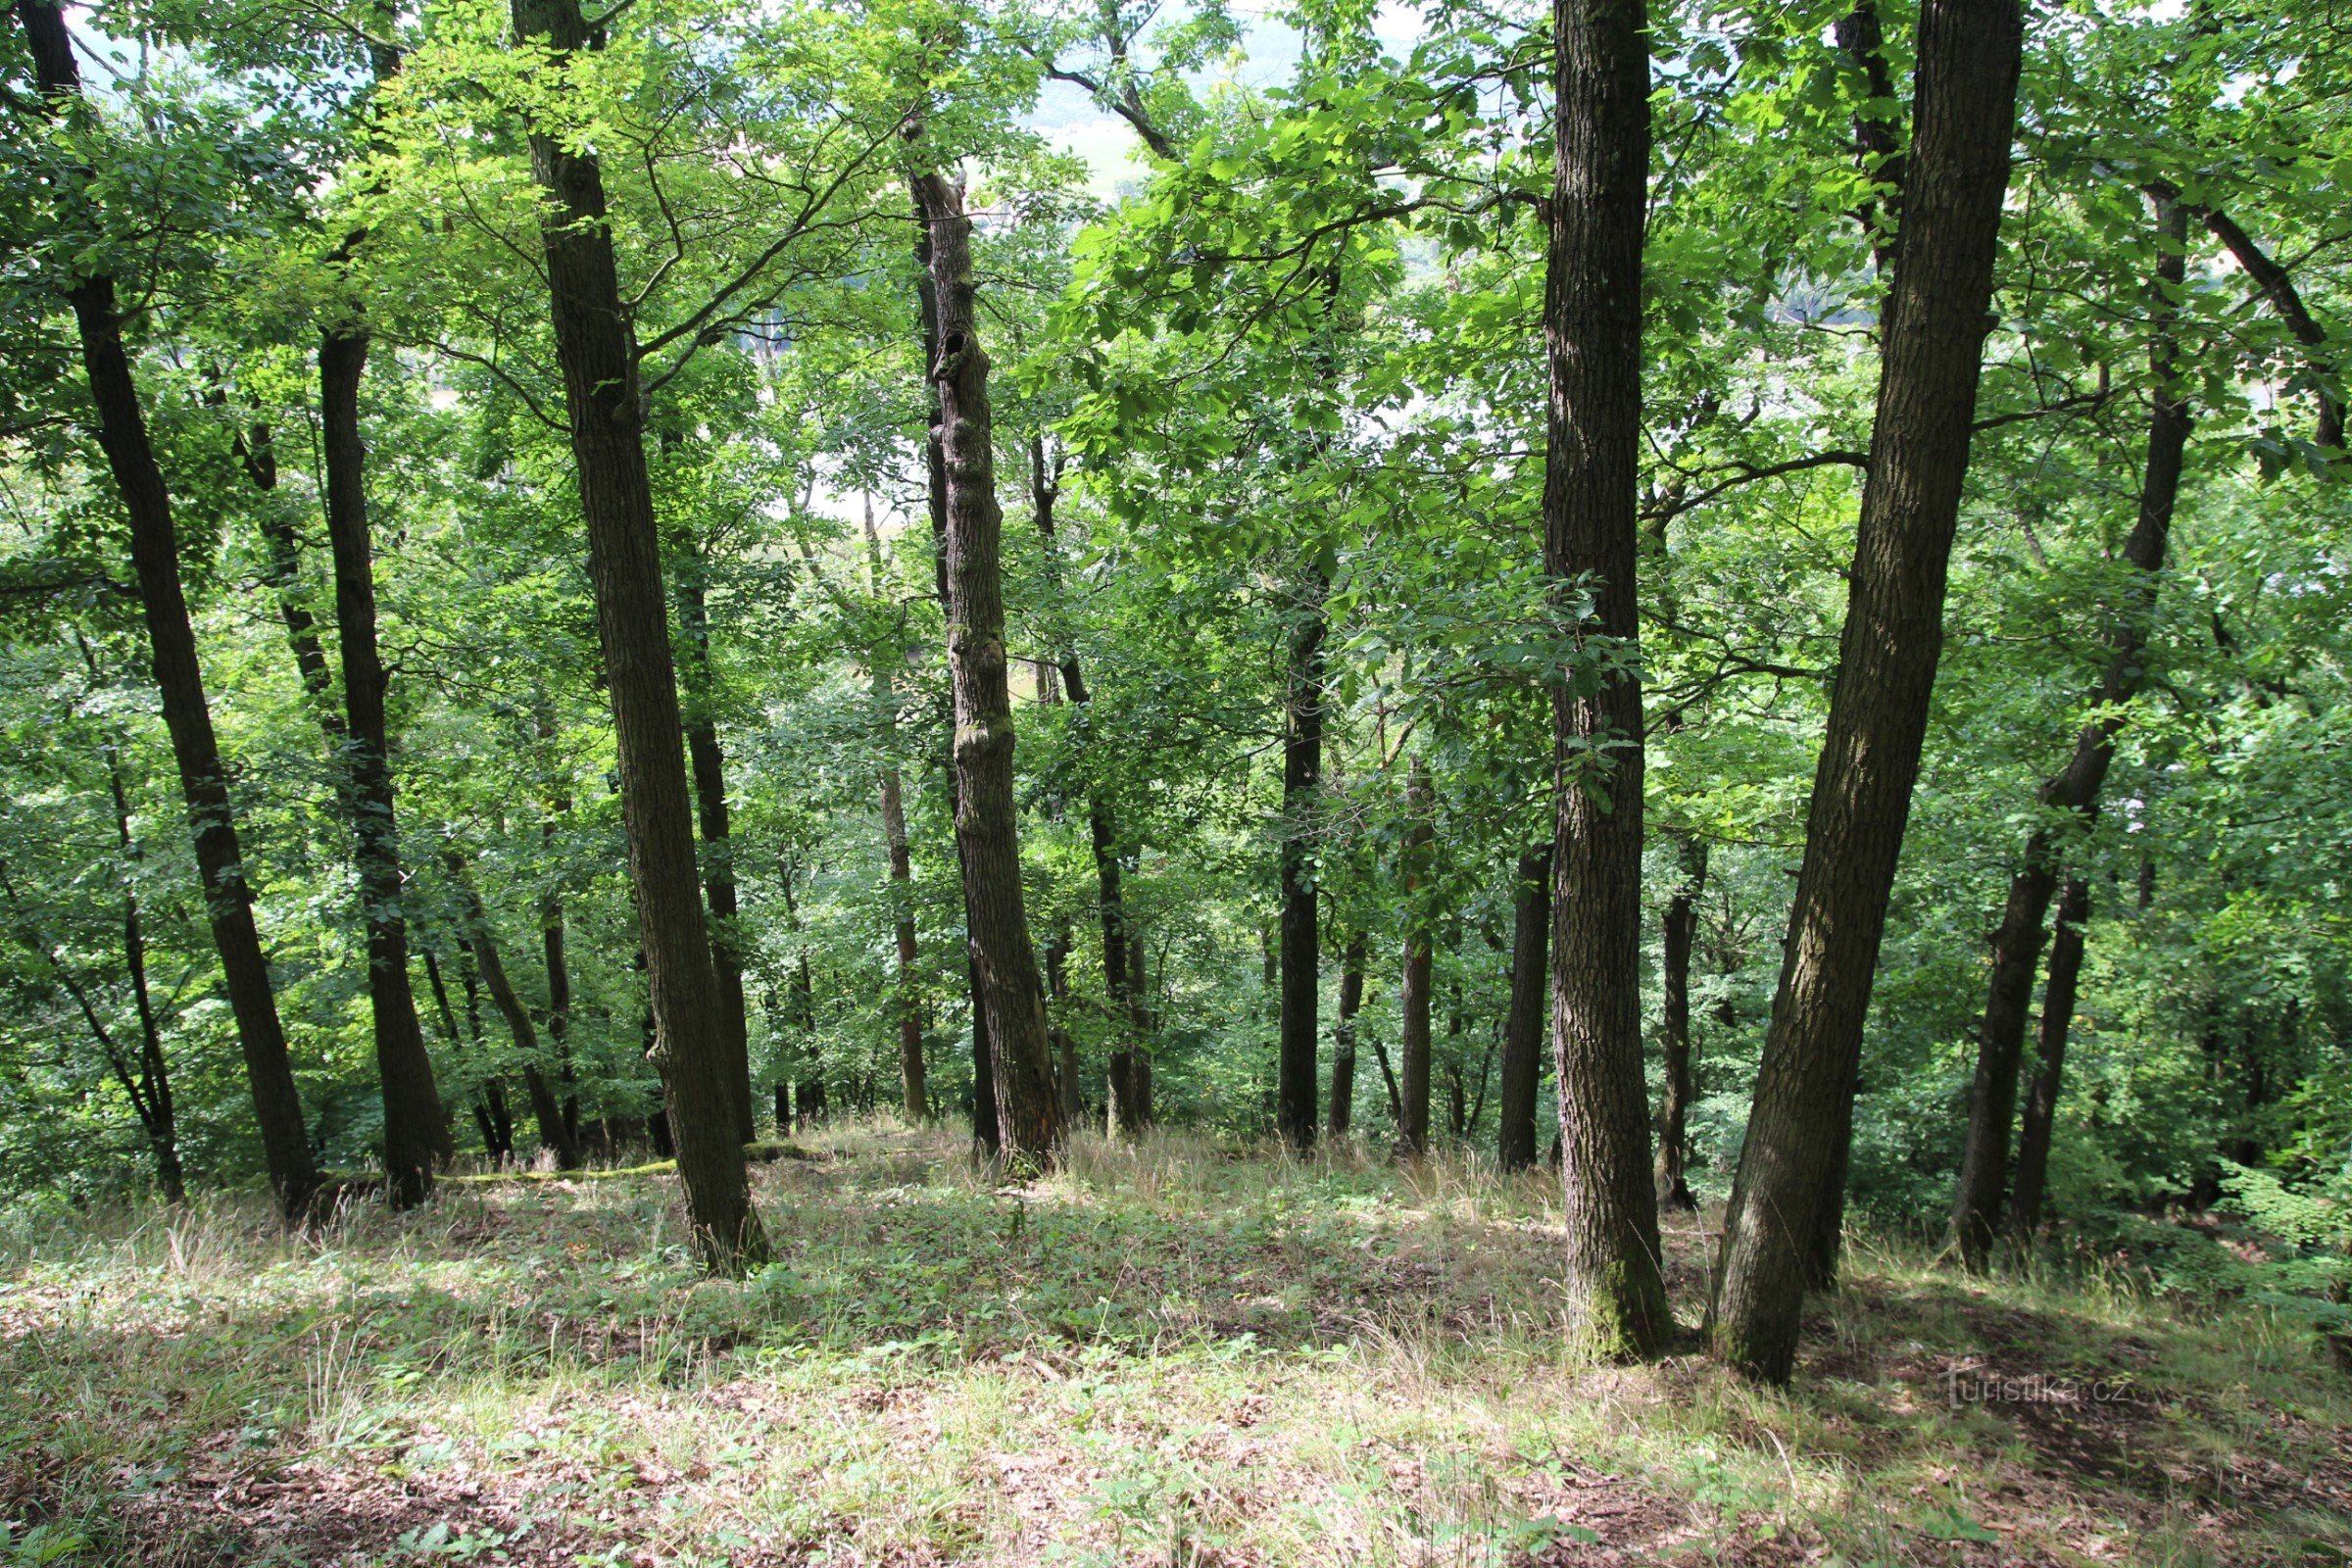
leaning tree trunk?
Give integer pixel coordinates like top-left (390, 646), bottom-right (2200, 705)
top-left (2006, 873), bottom-right (2087, 1243)
top-left (320, 327), bottom-right (453, 1205)
top-left (445, 855), bottom-right (581, 1168)
top-left (1949, 190), bottom-right (2190, 1269)
top-left (1710, 0), bottom-right (2022, 1384)
top-left (1397, 760), bottom-right (1436, 1157)
top-left (1655, 833), bottom-right (1704, 1210)
top-left (1543, 0), bottom-right (1671, 1359)
top-left (16, 0), bottom-right (318, 1220)
top-left (1275, 580), bottom-right (1326, 1150)
top-left (911, 168), bottom-right (1061, 1168)
top-left (677, 550), bottom-right (757, 1145)
top-left (1496, 844), bottom-right (1550, 1172)
top-left (1328, 932), bottom-right (1366, 1137)
top-left (510, 0), bottom-right (764, 1271)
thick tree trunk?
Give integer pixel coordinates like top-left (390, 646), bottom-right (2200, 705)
top-left (2007, 874), bottom-right (2087, 1243)
top-left (678, 559), bottom-right (756, 1145)
top-left (1397, 760), bottom-right (1435, 1157)
top-left (911, 169), bottom-right (1061, 1169)
top-left (17, 0), bottom-right (318, 1221)
top-left (1543, 0), bottom-right (1672, 1358)
top-left (1655, 835), bottom-right (1704, 1210)
top-left (320, 328), bottom-right (452, 1205)
top-left (1710, 0), bottom-right (2022, 1383)
top-left (1496, 844), bottom-right (1550, 1171)
top-left (1949, 191), bottom-right (2190, 1269)
top-left (510, 0), bottom-right (764, 1270)
top-left (1328, 932), bottom-right (1366, 1137)
top-left (444, 856), bottom-right (581, 1168)
top-left (1276, 582), bottom-right (1326, 1150)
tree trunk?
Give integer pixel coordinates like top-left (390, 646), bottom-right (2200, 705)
top-left (320, 327), bottom-right (452, 1205)
top-left (444, 855), bottom-right (581, 1168)
top-left (1397, 760), bottom-right (1435, 1157)
top-left (96, 718), bottom-right (185, 1202)
top-left (677, 554), bottom-right (756, 1146)
top-left (1328, 932), bottom-right (1366, 1137)
top-left (1655, 834), bottom-right (1704, 1210)
top-left (1496, 844), bottom-right (1550, 1171)
top-left (2201, 208), bottom-right (2343, 454)
top-left (1544, 0), bottom-right (1671, 1359)
top-left (1949, 190), bottom-right (2189, 1269)
top-left (510, 0), bottom-right (764, 1271)
top-left (879, 764), bottom-right (929, 1119)
top-left (1276, 580), bottom-right (1326, 1150)
top-left (2007, 874), bottom-right (2086, 1243)
top-left (227, 424), bottom-right (346, 748)
top-left (1710, 0), bottom-right (2022, 1384)
top-left (16, 0), bottom-right (318, 1221)
top-left (910, 168), bottom-right (1060, 1169)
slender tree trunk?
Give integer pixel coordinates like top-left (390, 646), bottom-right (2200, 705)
top-left (2201, 209), bottom-right (2343, 453)
top-left (16, 0), bottom-right (318, 1220)
top-left (1950, 190), bottom-right (2190, 1269)
top-left (908, 185), bottom-right (999, 1157)
top-left (2007, 874), bottom-right (2087, 1243)
top-left (1496, 844), bottom-right (1550, 1171)
top-left (1655, 834), bottom-right (1704, 1210)
top-left (510, 0), bottom-right (763, 1270)
top-left (535, 705), bottom-right (580, 1140)
top-left (227, 424), bottom-right (346, 748)
top-left (1544, 0), bottom-right (1672, 1358)
top-left (1328, 932), bottom-right (1365, 1137)
top-left (1397, 760), bottom-right (1435, 1157)
top-left (444, 855), bottom-right (581, 1168)
top-left (1710, 0), bottom-right (2022, 1383)
top-left (94, 716), bottom-right (185, 1202)
top-left (677, 554), bottom-right (756, 1145)
top-left (1276, 580), bottom-right (1326, 1150)
top-left (911, 168), bottom-right (1060, 1168)
top-left (320, 328), bottom-right (452, 1205)
top-left (421, 947), bottom-right (509, 1164)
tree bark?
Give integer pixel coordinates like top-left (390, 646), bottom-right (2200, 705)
top-left (1397, 760), bottom-right (1435, 1157)
top-left (1655, 834), bottom-right (1704, 1210)
top-left (1949, 190), bottom-right (2189, 1269)
top-left (2006, 874), bottom-right (2086, 1243)
top-left (1544, 0), bottom-right (1672, 1358)
top-left (1710, 0), bottom-right (2022, 1383)
top-left (16, 0), bottom-right (318, 1221)
top-left (1328, 932), bottom-right (1366, 1137)
top-left (1276, 580), bottom-right (1326, 1150)
top-left (1496, 844), bottom-right (1550, 1171)
top-left (319, 327), bottom-right (453, 1205)
top-left (510, 0), bottom-right (764, 1270)
top-left (677, 551), bottom-right (756, 1145)
top-left (910, 168), bottom-right (1061, 1169)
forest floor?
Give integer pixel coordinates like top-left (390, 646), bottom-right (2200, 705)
top-left (1, 1123), bottom-right (2347, 1568)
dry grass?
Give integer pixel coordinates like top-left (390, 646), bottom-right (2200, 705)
top-left (0, 1121), bottom-right (2346, 1566)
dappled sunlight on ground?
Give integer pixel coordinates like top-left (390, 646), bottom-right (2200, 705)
top-left (1, 1123), bottom-right (2346, 1565)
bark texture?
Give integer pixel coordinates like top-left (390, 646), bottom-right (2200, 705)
top-left (2007, 874), bottom-right (2087, 1243)
top-left (1711, 0), bottom-right (2022, 1383)
top-left (17, 0), bottom-right (318, 1220)
top-left (1949, 191), bottom-right (2189, 1268)
top-left (1543, 0), bottom-right (1671, 1358)
top-left (511, 0), bottom-right (764, 1270)
top-left (320, 327), bottom-right (453, 1204)
top-left (911, 169), bottom-right (1061, 1168)
top-left (1496, 844), bottom-right (1550, 1171)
